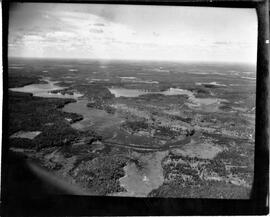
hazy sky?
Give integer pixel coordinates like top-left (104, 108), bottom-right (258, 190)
top-left (8, 3), bottom-right (258, 63)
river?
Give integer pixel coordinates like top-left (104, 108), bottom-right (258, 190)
top-left (9, 78), bottom-right (200, 197)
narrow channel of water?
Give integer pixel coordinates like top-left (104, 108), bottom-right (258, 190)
top-left (62, 99), bottom-right (124, 139)
top-left (9, 79), bottom-right (196, 196)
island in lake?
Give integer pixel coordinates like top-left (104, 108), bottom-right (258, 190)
top-left (7, 58), bottom-right (256, 198)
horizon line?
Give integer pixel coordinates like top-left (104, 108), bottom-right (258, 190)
top-left (8, 56), bottom-right (257, 66)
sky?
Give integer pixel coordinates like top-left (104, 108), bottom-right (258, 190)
top-left (8, 3), bottom-right (258, 63)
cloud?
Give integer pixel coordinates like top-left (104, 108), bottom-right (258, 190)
top-left (8, 4), bottom-right (257, 63)
top-left (9, 7), bottom-right (197, 58)
top-left (153, 32), bottom-right (160, 37)
top-left (93, 23), bottom-right (105, 26)
top-left (214, 41), bottom-right (230, 45)
top-left (89, 28), bottom-right (104, 33)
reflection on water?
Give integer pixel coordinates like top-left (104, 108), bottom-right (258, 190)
top-left (10, 79), bottom-right (83, 99)
top-left (108, 87), bottom-right (193, 98)
top-left (63, 99), bottom-right (162, 145)
top-left (62, 99), bottom-right (176, 196)
top-left (112, 151), bottom-right (168, 197)
top-left (108, 87), bottom-right (227, 111)
top-left (108, 88), bottom-right (149, 98)
top-left (9, 80), bottom-right (231, 196)
top-left (195, 81), bottom-right (227, 87)
top-left (62, 99), bottom-right (123, 138)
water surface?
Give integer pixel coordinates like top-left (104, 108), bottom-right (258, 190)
top-left (62, 99), bottom-right (123, 138)
top-left (108, 87), bottom-right (227, 110)
top-left (112, 151), bottom-right (168, 197)
top-left (10, 79), bottom-right (83, 99)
